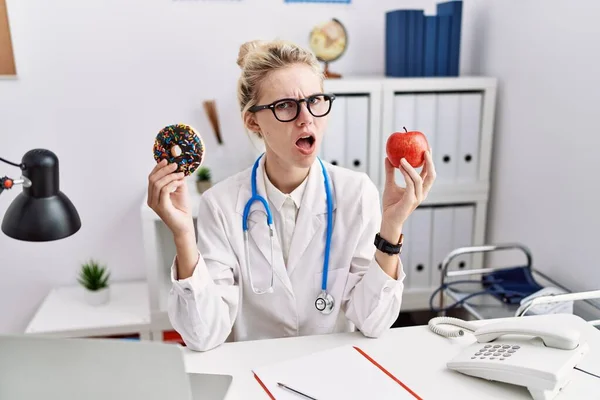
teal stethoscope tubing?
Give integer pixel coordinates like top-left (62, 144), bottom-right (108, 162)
top-left (242, 153), bottom-right (333, 294)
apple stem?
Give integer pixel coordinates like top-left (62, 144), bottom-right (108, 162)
top-left (403, 126), bottom-right (408, 133)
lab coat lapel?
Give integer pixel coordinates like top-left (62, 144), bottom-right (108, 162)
top-left (235, 157), bottom-right (294, 296)
top-left (286, 159), bottom-right (334, 276)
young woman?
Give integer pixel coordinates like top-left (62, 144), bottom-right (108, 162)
top-left (147, 39), bottom-right (436, 351)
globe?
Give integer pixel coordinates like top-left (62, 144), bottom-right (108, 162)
top-left (309, 18), bottom-right (347, 78)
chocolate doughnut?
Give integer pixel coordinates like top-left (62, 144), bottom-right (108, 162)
top-left (153, 123), bottom-right (204, 176)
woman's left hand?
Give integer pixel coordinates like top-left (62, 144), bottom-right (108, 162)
top-left (381, 150), bottom-right (436, 234)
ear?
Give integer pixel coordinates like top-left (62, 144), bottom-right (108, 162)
top-left (243, 112), bottom-right (261, 136)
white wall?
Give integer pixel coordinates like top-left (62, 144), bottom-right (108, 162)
top-left (2, 0), bottom-right (599, 334)
top-left (461, 1), bottom-right (600, 298)
top-left (0, 0), bottom-right (445, 333)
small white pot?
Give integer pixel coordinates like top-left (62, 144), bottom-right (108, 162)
top-left (84, 287), bottom-right (110, 306)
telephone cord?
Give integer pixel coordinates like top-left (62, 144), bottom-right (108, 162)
top-left (428, 316), bottom-right (479, 338)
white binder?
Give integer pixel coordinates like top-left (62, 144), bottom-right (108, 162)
top-left (430, 206), bottom-right (455, 289)
top-left (399, 210), bottom-right (413, 290)
top-left (414, 93), bottom-right (437, 171)
top-left (322, 95), bottom-right (346, 167)
top-left (345, 95), bottom-right (369, 174)
top-left (435, 94), bottom-right (460, 185)
top-left (457, 93), bottom-right (482, 183)
top-left (406, 206), bottom-right (432, 289)
top-left (450, 205), bottom-right (475, 280)
top-left (391, 94), bottom-right (416, 187)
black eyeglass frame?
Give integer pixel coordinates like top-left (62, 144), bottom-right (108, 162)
top-left (248, 93), bottom-right (336, 122)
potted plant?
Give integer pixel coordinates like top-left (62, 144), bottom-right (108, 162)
top-left (196, 166), bottom-right (212, 194)
top-left (78, 259), bottom-right (110, 306)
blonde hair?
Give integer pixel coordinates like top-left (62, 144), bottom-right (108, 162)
top-left (236, 39), bottom-right (323, 135)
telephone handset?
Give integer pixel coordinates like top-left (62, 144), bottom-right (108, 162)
top-left (429, 314), bottom-right (590, 400)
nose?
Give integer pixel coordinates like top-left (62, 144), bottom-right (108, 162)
top-left (296, 102), bottom-right (313, 126)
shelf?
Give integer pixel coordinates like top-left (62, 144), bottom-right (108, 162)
top-left (25, 281), bottom-right (151, 338)
top-left (418, 181), bottom-right (489, 206)
top-left (324, 76), bottom-right (497, 93)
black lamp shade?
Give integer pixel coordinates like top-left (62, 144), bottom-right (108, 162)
top-left (1, 149), bottom-right (81, 241)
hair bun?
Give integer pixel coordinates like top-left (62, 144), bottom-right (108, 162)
top-left (237, 40), bottom-right (265, 68)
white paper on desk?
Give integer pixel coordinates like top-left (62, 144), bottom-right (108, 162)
top-left (252, 345), bottom-right (421, 400)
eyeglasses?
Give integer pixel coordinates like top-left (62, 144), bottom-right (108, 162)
top-left (248, 93), bottom-right (336, 122)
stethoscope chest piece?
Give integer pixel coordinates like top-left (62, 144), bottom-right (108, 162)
top-left (315, 291), bottom-right (334, 314)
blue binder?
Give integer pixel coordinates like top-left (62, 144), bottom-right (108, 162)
top-left (386, 10), bottom-right (424, 77)
top-left (409, 10), bottom-right (425, 77)
top-left (385, 10), bottom-right (409, 77)
top-left (423, 16), bottom-right (438, 77)
top-left (436, 15), bottom-right (451, 76)
top-left (437, 0), bottom-right (463, 76)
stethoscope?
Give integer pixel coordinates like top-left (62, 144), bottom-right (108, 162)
top-left (242, 153), bottom-right (335, 315)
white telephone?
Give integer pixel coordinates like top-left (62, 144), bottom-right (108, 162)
top-left (428, 314), bottom-right (590, 400)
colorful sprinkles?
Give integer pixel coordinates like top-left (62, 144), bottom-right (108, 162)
top-left (153, 123), bottom-right (205, 176)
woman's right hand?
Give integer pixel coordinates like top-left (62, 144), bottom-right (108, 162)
top-left (147, 159), bottom-right (194, 237)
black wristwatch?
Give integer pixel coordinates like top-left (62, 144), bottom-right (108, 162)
top-left (374, 233), bottom-right (403, 255)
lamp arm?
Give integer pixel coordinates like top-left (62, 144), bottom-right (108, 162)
top-left (0, 155), bottom-right (30, 196)
top-left (1, 176), bottom-right (32, 195)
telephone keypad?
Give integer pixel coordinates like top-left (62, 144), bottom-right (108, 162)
top-left (472, 344), bottom-right (520, 360)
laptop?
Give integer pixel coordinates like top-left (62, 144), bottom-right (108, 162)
top-left (0, 334), bottom-right (233, 400)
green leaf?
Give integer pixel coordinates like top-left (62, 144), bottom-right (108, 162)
top-left (78, 259), bottom-right (110, 291)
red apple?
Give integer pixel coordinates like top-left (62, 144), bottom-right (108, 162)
top-left (386, 127), bottom-right (429, 168)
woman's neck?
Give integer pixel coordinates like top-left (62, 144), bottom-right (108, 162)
top-left (264, 151), bottom-right (309, 194)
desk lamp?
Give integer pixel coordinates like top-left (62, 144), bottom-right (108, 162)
top-left (0, 149), bottom-right (81, 241)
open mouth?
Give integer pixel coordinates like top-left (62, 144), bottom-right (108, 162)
top-left (295, 135), bottom-right (316, 153)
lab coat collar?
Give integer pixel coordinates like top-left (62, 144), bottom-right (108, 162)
top-left (263, 167), bottom-right (307, 212)
top-left (235, 155), bottom-right (337, 282)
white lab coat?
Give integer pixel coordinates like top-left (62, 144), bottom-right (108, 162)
top-left (167, 156), bottom-right (406, 351)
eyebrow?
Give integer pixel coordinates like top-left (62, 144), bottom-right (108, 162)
top-left (270, 92), bottom-right (324, 101)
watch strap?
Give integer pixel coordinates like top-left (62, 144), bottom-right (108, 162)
top-left (374, 233), bottom-right (403, 255)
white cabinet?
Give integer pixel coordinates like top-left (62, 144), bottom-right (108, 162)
top-left (140, 76), bottom-right (498, 336)
top-left (325, 77), bottom-right (496, 311)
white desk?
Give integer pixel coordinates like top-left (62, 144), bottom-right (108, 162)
top-left (25, 281), bottom-right (152, 339)
top-left (182, 318), bottom-right (600, 399)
